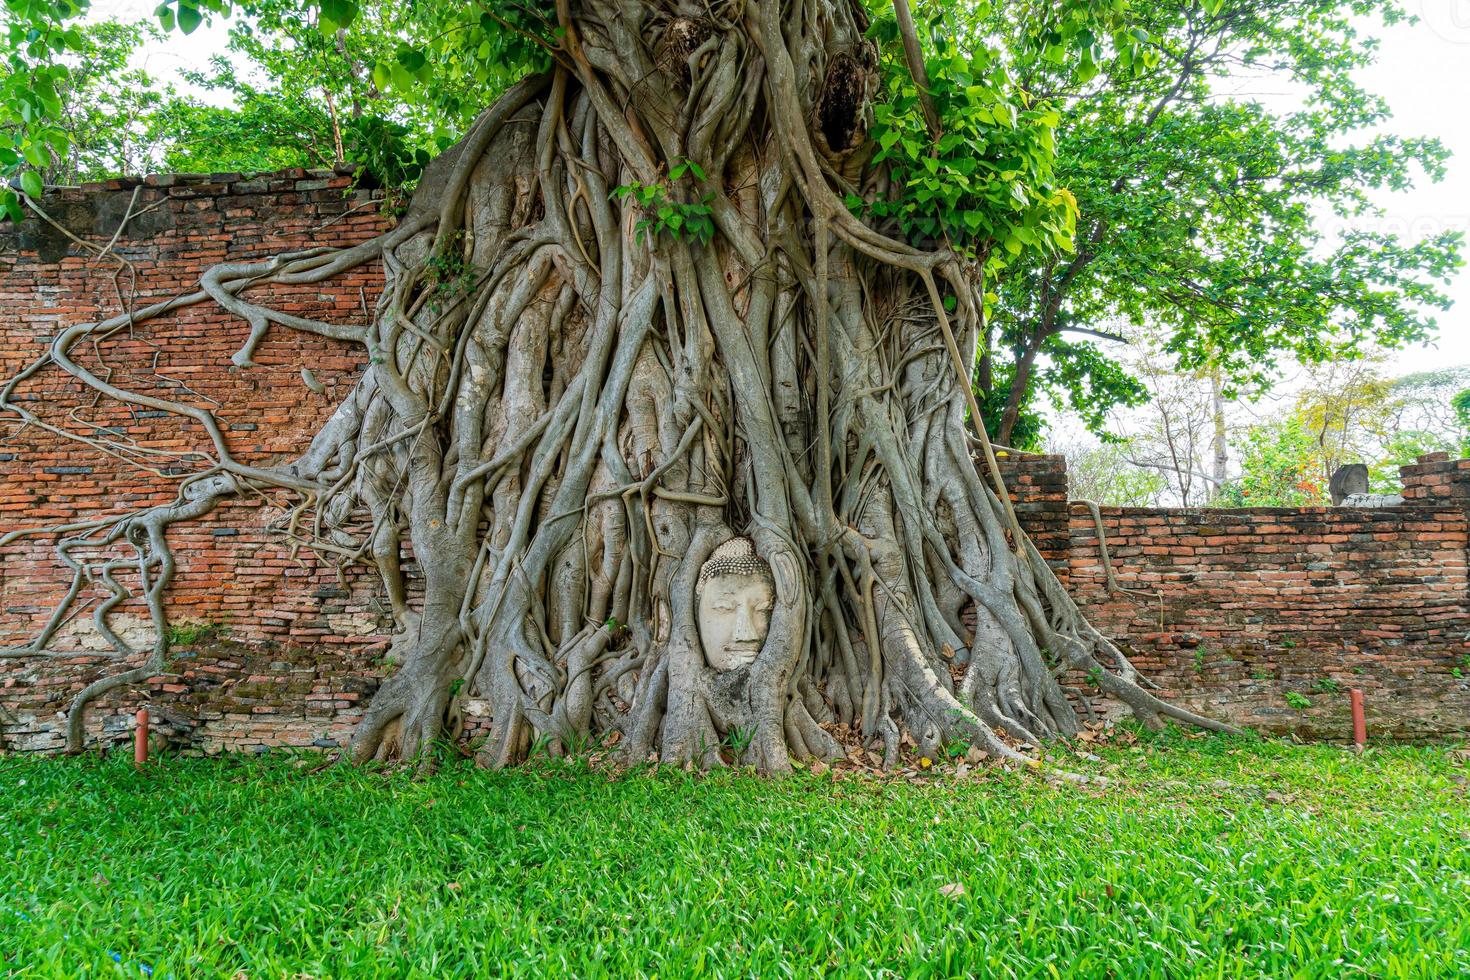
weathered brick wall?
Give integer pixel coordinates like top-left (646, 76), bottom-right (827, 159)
top-left (1400, 451), bottom-right (1470, 506)
top-left (2, 639), bottom-right (382, 755)
top-left (996, 451), bottom-right (1470, 740)
top-left (993, 450), bottom-right (1070, 573)
top-left (1, 170), bottom-right (398, 752)
top-left (1, 175), bottom-right (1466, 753)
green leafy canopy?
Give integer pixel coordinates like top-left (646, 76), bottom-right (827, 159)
top-left (978, 0), bottom-right (1464, 447)
top-left (1, 0), bottom-right (89, 220)
top-left (860, 0), bottom-right (1156, 271)
top-left (2, 0), bottom-right (1460, 458)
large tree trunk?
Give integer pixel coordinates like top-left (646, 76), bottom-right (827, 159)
top-left (3, 0), bottom-right (1237, 770)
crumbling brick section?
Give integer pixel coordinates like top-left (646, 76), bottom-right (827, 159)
top-left (996, 451), bottom-right (1470, 740)
top-left (5, 640), bottom-right (385, 755)
top-left (1400, 451), bottom-right (1470, 507)
top-left (992, 450), bottom-right (1070, 575)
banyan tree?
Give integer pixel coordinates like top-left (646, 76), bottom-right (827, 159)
top-left (1, 0), bottom-right (1238, 771)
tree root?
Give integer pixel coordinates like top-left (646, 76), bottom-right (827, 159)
top-left (0, 0), bottom-right (1243, 766)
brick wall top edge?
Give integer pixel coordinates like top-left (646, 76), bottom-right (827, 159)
top-left (994, 453), bottom-right (1069, 478)
top-left (1400, 455), bottom-right (1470, 473)
top-left (59, 163), bottom-right (368, 194)
top-left (1072, 504), bottom-right (1332, 517)
top-left (0, 167), bottom-right (389, 259)
top-left (1068, 501), bottom-right (1469, 522)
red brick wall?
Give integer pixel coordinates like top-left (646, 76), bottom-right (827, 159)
top-left (994, 450), bottom-right (1070, 573)
top-left (1, 176), bottom-right (1466, 752)
top-left (997, 451), bottom-right (1470, 740)
top-left (1400, 451), bottom-right (1470, 506)
top-left (1, 170), bottom-right (397, 752)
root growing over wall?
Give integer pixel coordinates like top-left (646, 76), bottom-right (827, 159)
top-left (1, 0), bottom-right (1239, 769)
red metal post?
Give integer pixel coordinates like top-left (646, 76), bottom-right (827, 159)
top-left (134, 708), bottom-right (149, 766)
top-left (1349, 689), bottom-right (1366, 748)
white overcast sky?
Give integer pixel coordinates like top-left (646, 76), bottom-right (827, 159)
top-left (1346, 2), bottom-right (1470, 374)
top-left (94, 0), bottom-right (1470, 377)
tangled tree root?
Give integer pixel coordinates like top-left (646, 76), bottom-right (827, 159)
top-left (1, 0), bottom-right (1240, 768)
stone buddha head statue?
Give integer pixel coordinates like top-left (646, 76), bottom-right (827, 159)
top-left (695, 536), bottom-right (775, 671)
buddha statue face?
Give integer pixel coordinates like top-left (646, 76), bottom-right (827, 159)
top-left (695, 537), bottom-right (775, 671)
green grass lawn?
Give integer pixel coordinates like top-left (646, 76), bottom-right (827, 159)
top-left (2, 733), bottom-right (1467, 978)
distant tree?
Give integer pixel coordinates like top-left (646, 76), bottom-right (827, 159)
top-left (1384, 367), bottom-right (1470, 439)
top-left (1048, 438), bottom-right (1167, 507)
top-left (1368, 367), bottom-right (1470, 486)
top-left (3, 1), bottom-right (466, 194)
top-left (1215, 418), bottom-right (1327, 507)
top-left (5, 21), bottom-right (167, 186)
top-left (1451, 388), bottom-right (1470, 457)
top-left (1291, 358), bottom-right (1395, 488)
top-left (145, 59), bottom-right (433, 186)
top-left (1219, 361), bottom-right (1466, 501)
top-left (1113, 335), bottom-right (1225, 507)
top-left (53, 22), bottom-right (170, 182)
top-left (1291, 360), bottom-right (1468, 492)
top-left (144, 0), bottom-right (470, 185)
top-left (1370, 430), bottom-right (1456, 491)
top-left (1076, 349), bottom-right (1466, 507)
